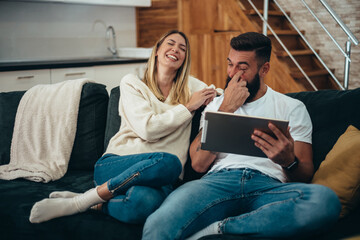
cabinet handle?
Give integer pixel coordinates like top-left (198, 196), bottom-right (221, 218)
top-left (65, 72), bottom-right (86, 77)
top-left (17, 75), bottom-right (34, 80)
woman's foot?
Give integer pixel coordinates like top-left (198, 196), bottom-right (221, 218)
top-left (49, 191), bottom-right (81, 198)
top-left (29, 188), bottom-right (105, 223)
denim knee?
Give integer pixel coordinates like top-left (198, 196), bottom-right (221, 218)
top-left (295, 184), bottom-right (341, 233)
top-left (143, 210), bottom-right (173, 240)
top-left (104, 186), bottom-right (167, 224)
top-left (311, 184), bottom-right (341, 220)
top-left (156, 152), bottom-right (182, 182)
top-left (160, 152), bottom-right (182, 172)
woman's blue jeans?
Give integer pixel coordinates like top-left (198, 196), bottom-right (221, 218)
top-left (143, 168), bottom-right (341, 240)
top-left (93, 152), bottom-right (182, 224)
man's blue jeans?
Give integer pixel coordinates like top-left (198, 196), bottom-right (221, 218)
top-left (93, 152), bottom-right (182, 224)
top-left (143, 168), bottom-right (341, 239)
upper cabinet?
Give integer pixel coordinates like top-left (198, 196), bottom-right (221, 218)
top-left (9, 0), bottom-right (151, 7)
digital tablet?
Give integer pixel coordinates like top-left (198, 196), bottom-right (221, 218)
top-left (200, 111), bottom-right (289, 158)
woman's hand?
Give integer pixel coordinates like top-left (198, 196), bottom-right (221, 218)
top-left (185, 88), bottom-right (216, 112)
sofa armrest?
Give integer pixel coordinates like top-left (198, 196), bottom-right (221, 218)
top-left (0, 83), bottom-right (109, 171)
top-left (0, 91), bottom-right (25, 165)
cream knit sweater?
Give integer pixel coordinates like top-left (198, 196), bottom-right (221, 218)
top-left (104, 74), bottom-right (208, 178)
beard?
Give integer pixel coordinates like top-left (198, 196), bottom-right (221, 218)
top-left (224, 72), bottom-right (260, 103)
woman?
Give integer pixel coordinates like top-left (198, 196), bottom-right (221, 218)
top-left (29, 30), bottom-right (216, 224)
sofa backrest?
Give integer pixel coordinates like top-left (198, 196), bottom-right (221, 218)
top-left (104, 86), bottom-right (121, 151)
top-left (105, 86), bottom-right (360, 180)
top-left (0, 82), bottom-right (109, 171)
top-left (287, 88), bottom-right (360, 171)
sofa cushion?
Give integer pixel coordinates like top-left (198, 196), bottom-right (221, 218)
top-left (287, 88), bottom-right (360, 170)
top-left (104, 86), bottom-right (121, 151)
top-left (0, 171), bottom-right (143, 240)
top-left (0, 83), bottom-right (108, 171)
top-left (312, 125), bottom-right (360, 218)
top-left (68, 83), bottom-right (109, 171)
top-left (0, 91), bottom-right (25, 165)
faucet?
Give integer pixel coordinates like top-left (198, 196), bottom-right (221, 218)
top-left (106, 26), bottom-right (118, 57)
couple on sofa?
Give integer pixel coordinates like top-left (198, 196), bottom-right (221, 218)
top-left (29, 30), bottom-right (341, 239)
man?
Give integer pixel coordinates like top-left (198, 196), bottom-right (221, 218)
top-left (142, 32), bottom-right (341, 240)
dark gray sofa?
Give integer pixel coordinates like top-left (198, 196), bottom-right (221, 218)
top-left (0, 82), bottom-right (359, 240)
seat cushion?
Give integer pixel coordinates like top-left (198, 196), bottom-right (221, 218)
top-left (0, 171), bottom-right (143, 240)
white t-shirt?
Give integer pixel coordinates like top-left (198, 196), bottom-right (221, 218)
top-left (200, 86), bottom-right (312, 182)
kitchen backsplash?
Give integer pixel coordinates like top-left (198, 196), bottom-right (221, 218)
top-left (0, 1), bottom-right (137, 62)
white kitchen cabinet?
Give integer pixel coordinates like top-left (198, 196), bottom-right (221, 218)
top-left (10, 0), bottom-right (151, 7)
top-left (0, 69), bottom-right (51, 92)
top-left (65, 0), bottom-right (151, 6)
top-left (51, 67), bottom-right (95, 84)
top-left (0, 62), bottom-right (146, 93)
top-left (94, 63), bottom-right (146, 93)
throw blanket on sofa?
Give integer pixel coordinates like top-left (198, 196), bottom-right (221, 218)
top-left (0, 79), bottom-right (90, 183)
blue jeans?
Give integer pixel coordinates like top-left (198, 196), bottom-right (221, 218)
top-left (93, 152), bottom-right (182, 224)
top-left (143, 168), bottom-right (341, 239)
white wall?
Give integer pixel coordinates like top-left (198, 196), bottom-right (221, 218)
top-left (0, 1), bottom-right (137, 62)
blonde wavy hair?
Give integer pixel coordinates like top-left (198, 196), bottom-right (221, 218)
top-left (142, 30), bottom-right (191, 105)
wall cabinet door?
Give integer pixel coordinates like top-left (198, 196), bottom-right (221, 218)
top-left (51, 67), bottom-right (95, 84)
top-left (0, 69), bottom-right (51, 92)
top-left (0, 63), bottom-right (147, 93)
top-left (94, 63), bottom-right (146, 93)
top-left (11, 0), bottom-right (151, 7)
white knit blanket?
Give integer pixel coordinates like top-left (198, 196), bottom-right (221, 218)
top-left (0, 79), bottom-right (90, 183)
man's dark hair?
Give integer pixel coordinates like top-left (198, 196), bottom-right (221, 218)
top-left (230, 32), bottom-right (272, 68)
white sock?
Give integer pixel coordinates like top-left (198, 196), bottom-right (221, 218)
top-left (29, 187), bottom-right (105, 223)
top-left (186, 221), bottom-right (221, 240)
top-left (49, 191), bottom-right (81, 198)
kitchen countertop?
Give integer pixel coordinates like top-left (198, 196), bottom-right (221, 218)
top-left (0, 57), bottom-right (148, 72)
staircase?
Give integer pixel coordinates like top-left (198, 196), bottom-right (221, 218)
top-left (240, 0), bottom-right (339, 90)
top-left (137, 0), bottom-right (352, 92)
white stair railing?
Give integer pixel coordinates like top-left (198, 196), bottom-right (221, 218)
top-left (248, 0), bottom-right (359, 90)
